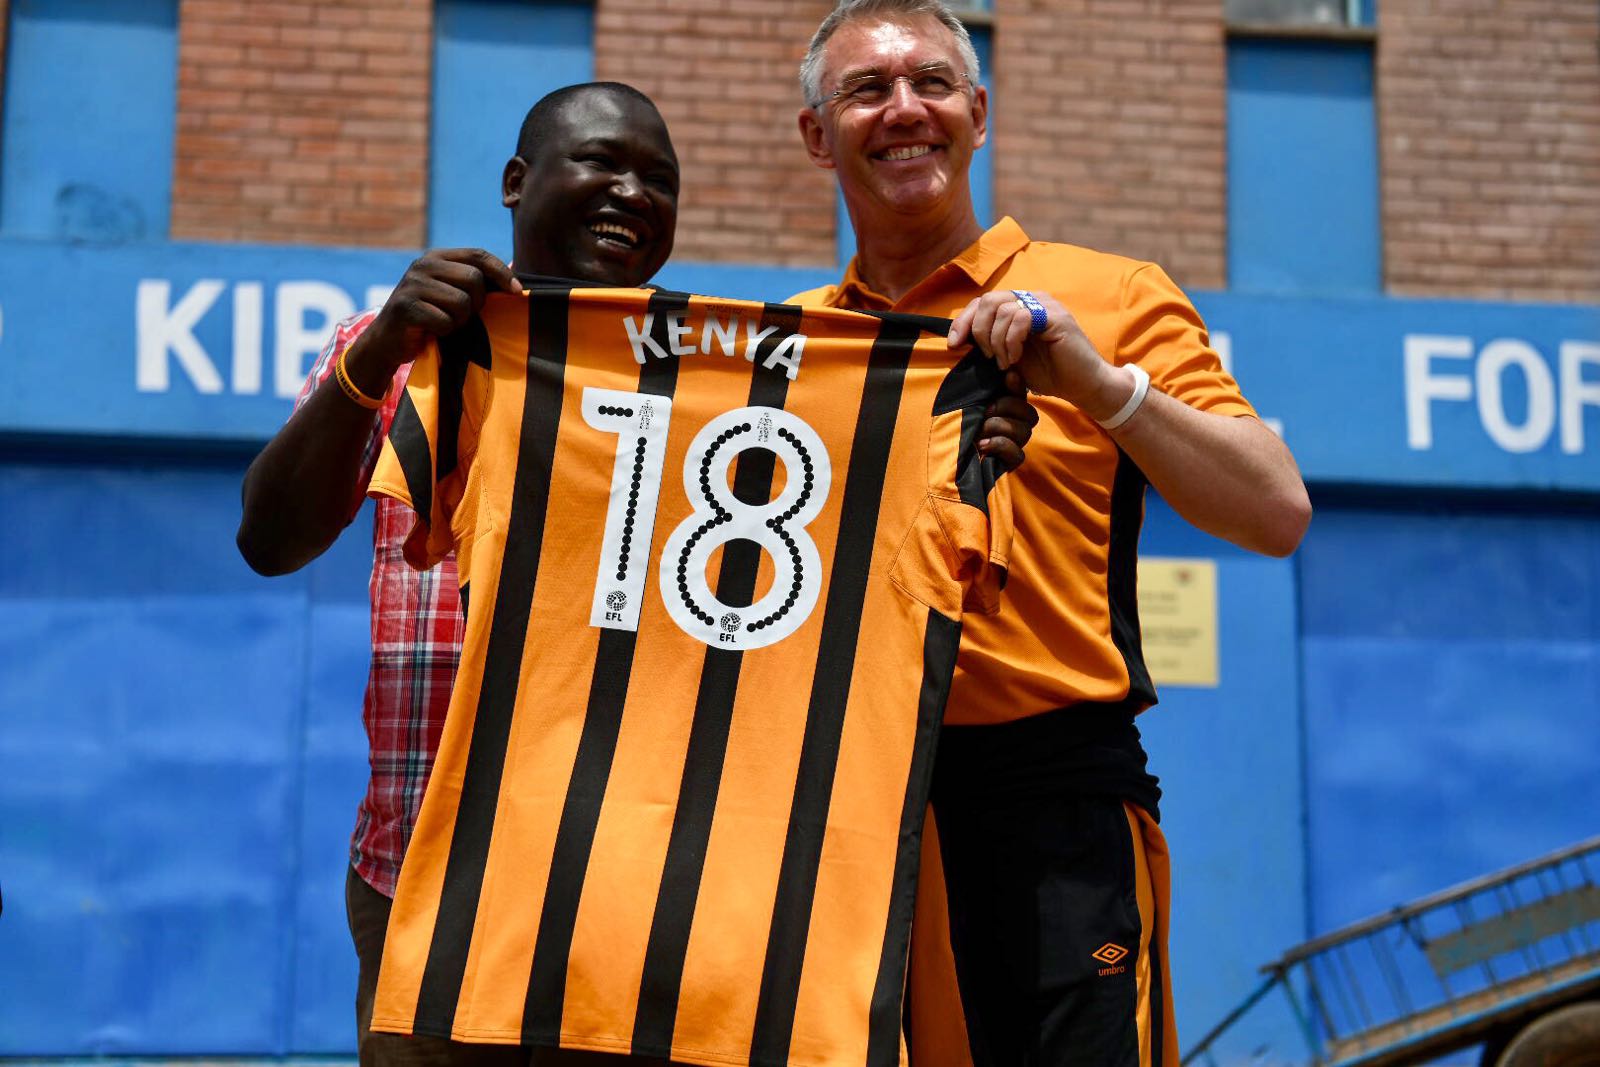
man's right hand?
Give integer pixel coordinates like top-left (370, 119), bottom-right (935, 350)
top-left (343, 249), bottom-right (523, 397)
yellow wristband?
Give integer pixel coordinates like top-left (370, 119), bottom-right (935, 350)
top-left (334, 345), bottom-right (387, 411)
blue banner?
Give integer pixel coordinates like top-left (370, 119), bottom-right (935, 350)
top-left (1, 239), bottom-right (1595, 490)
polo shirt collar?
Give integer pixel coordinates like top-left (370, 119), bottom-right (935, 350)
top-left (829, 216), bottom-right (1032, 309)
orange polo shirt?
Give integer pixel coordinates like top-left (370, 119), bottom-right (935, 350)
top-left (790, 217), bottom-right (1256, 724)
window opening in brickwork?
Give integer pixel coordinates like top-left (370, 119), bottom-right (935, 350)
top-left (1225, 0), bottom-right (1375, 29)
top-left (1226, 37), bottom-right (1380, 295)
top-left (429, 0), bottom-right (595, 253)
top-left (0, 0), bottom-right (178, 243)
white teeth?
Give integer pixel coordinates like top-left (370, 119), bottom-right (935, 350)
top-left (591, 222), bottom-right (639, 245)
top-left (881, 145), bottom-right (932, 161)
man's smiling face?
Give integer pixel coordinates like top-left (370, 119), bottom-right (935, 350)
top-left (506, 89), bottom-right (679, 287)
top-left (800, 14), bottom-right (987, 228)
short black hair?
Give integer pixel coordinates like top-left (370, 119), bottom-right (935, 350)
top-left (514, 81), bottom-right (665, 162)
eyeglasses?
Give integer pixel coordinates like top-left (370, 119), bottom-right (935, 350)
top-left (823, 67), bottom-right (972, 109)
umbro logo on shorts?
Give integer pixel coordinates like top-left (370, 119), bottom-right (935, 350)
top-left (1093, 942), bottom-right (1129, 975)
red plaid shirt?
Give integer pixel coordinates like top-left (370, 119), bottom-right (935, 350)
top-left (296, 311), bottom-right (461, 898)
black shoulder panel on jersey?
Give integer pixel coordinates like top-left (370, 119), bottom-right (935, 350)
top-left (387, 391), bottom-right (433, 530)
top-left (861, 308), bottom-right (953, 339)
top-left (932, 348), bottom-right (1007, 415)
top-left (436, 316), bottom-right (491, 482)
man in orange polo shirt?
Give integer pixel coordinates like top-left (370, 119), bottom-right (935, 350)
top-left (790, 2), bottom-right (1312, 1065)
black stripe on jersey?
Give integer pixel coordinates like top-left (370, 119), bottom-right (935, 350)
top-left (1107, 450), bottom-right (1156, 707)
top-left (931, 348), bottom-right (1007, 415)
top-left (641, 290), bottom-right (691, 392)
top-left (522, 626), bottom-right (642, 1044)
top-left (867, 609), bottom-right (961, 1065)
top-left (412, 285), bottom-right (573, 1036)
top-left (388, 391), bottom-right (434, 531)
top-left (862, 308), bottom-right (953, 339)
top-left (436, 316), bottom-right (492, 482)
top-left (749, 318), bottom-right (917, 1066)
top-left (523, 289), bottom-right (688, 1045)
top-left (729, 303), bottom-right (800, 508)
top-left (933, 348), bottom-right (1010, 514)
top-left (632, 302), bottom-right (797, 1057)
top-left (746, 301), bottom-right (806, 388)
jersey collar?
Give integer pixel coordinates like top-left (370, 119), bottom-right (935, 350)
top-left (826, 216), bottom-right (1032, 310)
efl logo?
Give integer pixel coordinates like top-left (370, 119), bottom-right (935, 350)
top-left (1092, 943), bottom-right (1128, 966)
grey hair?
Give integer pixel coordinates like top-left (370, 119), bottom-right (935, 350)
top-left (799, 0), bottom-right (982, 108)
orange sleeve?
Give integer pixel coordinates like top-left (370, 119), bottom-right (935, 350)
top-left (1118, 262), bottom-right (1257, 418)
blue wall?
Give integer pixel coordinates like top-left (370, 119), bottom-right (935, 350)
top-left (0, 0), bottom-right (177, 243)
top-left (1299, 501), bottom-right (1600, 932)
top-left (0, 454), bottom-right (372, 1053)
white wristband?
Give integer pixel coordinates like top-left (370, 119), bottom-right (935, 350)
top-left (1096, 363), bottom-right (1150, 431)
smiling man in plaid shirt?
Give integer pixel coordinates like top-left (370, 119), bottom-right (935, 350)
top-left (238, 83), bottom-right (685, 1067)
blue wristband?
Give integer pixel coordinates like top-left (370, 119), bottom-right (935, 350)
top-left (1011, 289), bottom-right (1048, 334)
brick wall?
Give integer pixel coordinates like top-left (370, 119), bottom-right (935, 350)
top-left (170, 0), bottom-right (432, 248)
top-left (993, 0), bottom-right (1228, 291)
top-left (1379, 1), bottom-right (1600, 302)
top-left (595, 0), bottom-right (838, 267)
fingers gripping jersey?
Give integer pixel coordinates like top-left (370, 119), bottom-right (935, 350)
top-left (367, 287), bottom-right (1013, 1067)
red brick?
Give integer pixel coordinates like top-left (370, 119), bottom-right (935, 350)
top-left (1380, 0), bottom-right (1600, 301)
top-left (991, 0), bottom-right (1226, 289)
top-left (173, 0), bottom-right (429, 248)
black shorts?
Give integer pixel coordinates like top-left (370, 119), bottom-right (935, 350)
top-left (906, 712), bottom-right (1177, 1067)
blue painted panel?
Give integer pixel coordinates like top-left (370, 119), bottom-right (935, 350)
top-left (0, 0), bottom-right (177, 242)
top-left (0, 457), bottom-right (375, 1055)
top-left (287, 508), bottom-right (376, 1051)
top-left (1137, 495), bottom-right (1308, 1060)
top-left (0, 460), bottom-right (304, 1053)
top-left (1299, 505), bottom-right (1600, 934)
top-left (835, 24), bottom-right (993, 270)
top-left (429, 0), bottom-right (595, 252)
top-left (1227, 39), bottom-right (1379, 295)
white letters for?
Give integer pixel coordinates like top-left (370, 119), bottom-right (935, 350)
top-left (1404, 334), bottom-right (1474, 450)
top-left (1475, 339), bottom-right (1554, 453)
top-left (1559, 342), bottom-right (1600, 455)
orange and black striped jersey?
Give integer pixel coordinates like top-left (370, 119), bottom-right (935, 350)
top-left (366, 285), bottom-right (1013, 1067)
